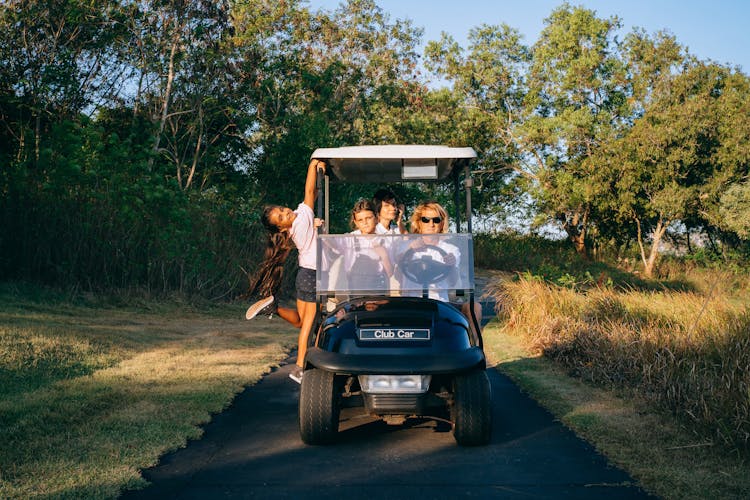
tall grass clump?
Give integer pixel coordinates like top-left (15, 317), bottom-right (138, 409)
top-left (489, 276), bottom-right (750, 451)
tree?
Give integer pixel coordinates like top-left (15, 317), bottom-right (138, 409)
top-left (0, 0), bottom-right (129, 163)
top-left (719, 182), bottom-right (750, 240)
top-left (610, 61), bottom-right (748, 276)
top-left (122, 0), bottom-right (241, 190)
top-left (516, 4), bottom-right (628, 256)
top-left (231, 0), bottom-right (425, 213)
top-left (423, 24), bottom-right (530, 221)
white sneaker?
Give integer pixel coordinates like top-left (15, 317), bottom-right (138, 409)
top-left (289, 366), bottom-right (304, 384)
top-left (245, 296), bottom-right (275, 320)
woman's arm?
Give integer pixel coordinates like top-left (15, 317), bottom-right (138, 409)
top-left (303, 159), bottom-right (325, 209)
top-left (373, 243), bottom-right (394, 277)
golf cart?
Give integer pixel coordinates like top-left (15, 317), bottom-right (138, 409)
top-left (299, 145), bottom-right (491, 446)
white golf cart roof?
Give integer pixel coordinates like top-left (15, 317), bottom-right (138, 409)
top-left (311, 145), bottom-right (477, 183)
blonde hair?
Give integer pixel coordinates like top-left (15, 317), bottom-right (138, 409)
top-left (410, 201), bottom-right (449, 234)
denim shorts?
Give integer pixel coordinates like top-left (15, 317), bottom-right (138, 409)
top-left (295, 267), bottom-right (316, 303)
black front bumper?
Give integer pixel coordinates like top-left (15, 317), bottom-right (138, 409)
top-left (305, 346), bottom-right (485, 375)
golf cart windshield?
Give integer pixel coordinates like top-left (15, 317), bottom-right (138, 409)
top-left (311, 145), bottom-right (478, 302)
top-left (316, 233), bottom-right (474, 299)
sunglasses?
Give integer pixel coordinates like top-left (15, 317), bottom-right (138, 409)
top-left (420, 216), bottom-right (443, 224)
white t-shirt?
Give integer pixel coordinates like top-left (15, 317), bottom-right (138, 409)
top-left (291, 203), bottom-right (316, 270)
top-left (375, 222), bottom-right (401, 234)
top-left (399, 240), bottom-right (459, 301)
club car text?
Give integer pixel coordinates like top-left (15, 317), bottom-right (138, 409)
top-left (358, 328), bottom-right (431, 341)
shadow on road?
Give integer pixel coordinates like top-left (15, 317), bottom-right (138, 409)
top-left (121, 348), bottom-right (656, 499)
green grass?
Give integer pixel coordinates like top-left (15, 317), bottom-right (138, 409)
top-left (0, 286), bottom-right (297, 499)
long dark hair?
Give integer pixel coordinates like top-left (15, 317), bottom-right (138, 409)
top-left (246, 205), bottom-right (294, 299)
top-left (372, 188), bottom-right (397, 218)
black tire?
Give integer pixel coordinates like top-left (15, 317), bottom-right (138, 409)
top-left (452, 369), bottom-right (492, 446)
top-left (298, 368), bottom-right (341, 445)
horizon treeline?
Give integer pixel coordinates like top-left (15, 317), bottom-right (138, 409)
top-left (1, 0), bottom-right (749, 296)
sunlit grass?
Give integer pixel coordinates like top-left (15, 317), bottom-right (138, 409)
top-left (0, 291), bottom-right (297, 499)
top-left (484, 324), bottom-right (750, 500)
top-left (483, 271), bottom-right (750, 499)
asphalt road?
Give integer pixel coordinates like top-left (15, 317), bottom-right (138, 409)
top-left (121, 284), bottom-right (654, 499)
top-left (120, 341), bottom-right (655, 499)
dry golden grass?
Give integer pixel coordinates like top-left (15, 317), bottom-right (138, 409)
top-left (490, 277), bottom-right (750, 449)
top-left (0, 299), bottom-right (297, 499)
top-left (484, 274), bottom-right (750, 499)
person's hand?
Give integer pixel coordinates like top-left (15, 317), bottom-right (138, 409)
top-left (443, 253), bottom-right (456, 267)
top-left (396, 203), bottom-right (405, 223)
top-left (314, 218), bottom-right (324, 228)
top-left (409, 239), bottom-right (425, 250)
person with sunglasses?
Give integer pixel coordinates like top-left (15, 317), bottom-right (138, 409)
top-left (402, 201), bottom-right (456, 299)
top-left (401, 201), bottom-right (482, 335)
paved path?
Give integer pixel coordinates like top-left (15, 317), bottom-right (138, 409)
top-left (121, 291), bottom-right (654, 499)
top-left (121, 358), bottom-right (653, 499)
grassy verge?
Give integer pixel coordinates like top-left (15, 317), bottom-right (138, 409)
top-left (0, 286), bottom-right (297, 499)
top-left (482, 300), bottom-right (750, 499)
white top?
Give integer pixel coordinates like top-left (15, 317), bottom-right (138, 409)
top-left (399, 240), bottom-right (460, 301)
top-left (375, 222), bottom-right (399, 235)
top-left (291, 203), bottom-right (316, 270)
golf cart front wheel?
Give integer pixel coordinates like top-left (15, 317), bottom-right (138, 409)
top-left (299, 368), bottom-right (341, 445)
top-left (452, 369), bottom-right (492, 446)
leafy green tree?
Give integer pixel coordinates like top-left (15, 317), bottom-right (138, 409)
top-left (609, 61), bottom-right (749, 276)
top-left (231, 0), bottom-right (425, 216)
top-left (0, 0), bottom-right (128, 162)
top-left (423, 24), bottom-right (530, 222)
top-left (719, 182), bottom-right (750, 239)
top-left (122, 0), bottom-right (241, 190)
top-left (517, 4), bottom-right (628, 256)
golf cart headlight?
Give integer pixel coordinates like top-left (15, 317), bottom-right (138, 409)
top-left (358, 375), bottom-right (431, 394)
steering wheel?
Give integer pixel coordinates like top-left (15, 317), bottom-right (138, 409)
top-left (399, 244), bottom-right (454, 287)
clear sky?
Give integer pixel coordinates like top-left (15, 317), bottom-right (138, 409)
top-left (307, 0), bottom-right (749, 74)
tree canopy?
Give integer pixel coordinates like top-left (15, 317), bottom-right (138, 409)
top-left (1, 0), bottom-right (749, 292)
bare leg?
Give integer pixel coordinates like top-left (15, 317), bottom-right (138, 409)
top-left (295, 299), bottom-right (317, 367)
top-left (461, 301), bottom-right (483, 340)
top-left (276, 305), bottom-right (302, 328)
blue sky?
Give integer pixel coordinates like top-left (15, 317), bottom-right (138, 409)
top-left (307, 0), bottom-right (749, 74)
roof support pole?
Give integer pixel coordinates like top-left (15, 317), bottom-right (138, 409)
top-left (453, 169), bottom-right (462, 232)
top-left (464, 165), bottom-right (473, 234)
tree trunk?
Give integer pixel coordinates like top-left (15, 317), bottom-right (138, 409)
top-left (635, 217), bottom-right (669, 278)
top-left (562, 208), bottom-right (589, 258)
top-left (149, 18), bottom-right (180, 170)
